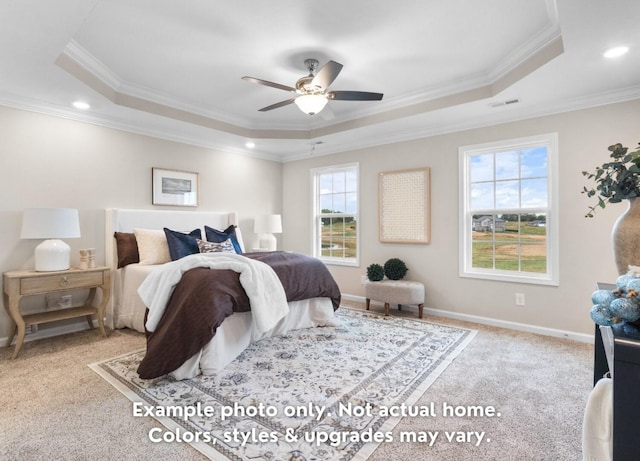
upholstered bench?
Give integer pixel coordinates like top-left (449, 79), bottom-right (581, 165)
top-left (364, 279), bottom-right (425, 318)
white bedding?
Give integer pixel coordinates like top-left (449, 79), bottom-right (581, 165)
top-left (113, 258), bottom-right (337, 379)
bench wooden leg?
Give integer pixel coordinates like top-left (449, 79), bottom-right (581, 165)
top-left (398, 304), bottom-right (402, 311)
top-left (384, 303), bottom-right (390, 316)
top-left (418, 303), bottom-right (424, 319)
top-left (366, 298), bottom-right (370, 310)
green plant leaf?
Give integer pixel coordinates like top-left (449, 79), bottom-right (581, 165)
top-left (583, 142), bottom-right (640, 216)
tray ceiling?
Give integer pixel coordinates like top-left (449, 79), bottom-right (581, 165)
top-left (1, 0), bottom-right (639, 161)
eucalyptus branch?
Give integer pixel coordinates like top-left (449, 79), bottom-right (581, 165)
top-left (582, 142), bottom-right (640, 217)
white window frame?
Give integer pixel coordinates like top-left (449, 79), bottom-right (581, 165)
top-left (458, 133), bottom-right (559, 286)
top-left (311, 162), bottom-right (360, 267)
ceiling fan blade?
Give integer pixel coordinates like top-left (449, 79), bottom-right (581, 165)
top-left (311, 60), bottom-right (343, 89)
top-left (242, 76), bottom-right (297, 93)
top-left (258, 98), bottom-right (296, 112)
top-left (327, 90), bottom-right (384, 101)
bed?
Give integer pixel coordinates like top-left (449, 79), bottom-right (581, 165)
top-left (105, 208), bottom-right (341, 380)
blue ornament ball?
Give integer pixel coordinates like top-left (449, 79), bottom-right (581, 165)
top-left (590, 304), bottom-right (616, 326)
top-left (626, 278), bottom-right (640, 292)
top-left (616, 274), bottom-right (635, 290)
top-left (609, 297), bottom-right (640, 322)
top-left (591, 289), bottom-right (617, 306)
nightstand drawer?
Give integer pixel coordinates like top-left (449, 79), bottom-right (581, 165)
top-left (20, 271), bottom-right (104, 295)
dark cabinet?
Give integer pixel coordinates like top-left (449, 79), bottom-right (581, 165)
top-left (593, 322), bottom-right (640, 460)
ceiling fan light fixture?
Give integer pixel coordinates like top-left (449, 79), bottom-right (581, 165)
top-left (294, 94), bottom-right (328, 115)
top-left (244, 59), bottom-right (381, 114)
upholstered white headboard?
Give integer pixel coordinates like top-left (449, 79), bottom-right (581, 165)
top-left (105, 208), bottom-right (238, 270)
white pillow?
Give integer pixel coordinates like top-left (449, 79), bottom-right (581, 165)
top-left (133, 228), bottom-right (170, 265)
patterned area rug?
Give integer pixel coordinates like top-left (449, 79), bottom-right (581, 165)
top-left (90, 307), bottom-right (476, 460)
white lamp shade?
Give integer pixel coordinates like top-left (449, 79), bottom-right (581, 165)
top-left (21, 208), bottom-right (81, 271)
top-left (254, 214), bottom-right (282, 251)
top-left (21, 208), bottom-right (81, 239)
top-left (294, 94), bottom-right (328, 115)
top-left (254, 214), bottom-right (282, 234)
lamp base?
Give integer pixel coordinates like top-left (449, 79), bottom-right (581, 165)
top-left (34, 239), bottom-right (71, 271)
top-left (257, 234), bottom-right (277, 251)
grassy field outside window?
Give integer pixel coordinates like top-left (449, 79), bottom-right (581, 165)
top-left (471, 215), bottom-right (547, 272)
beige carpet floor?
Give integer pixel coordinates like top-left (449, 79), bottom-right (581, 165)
top-left (0, 302), bottom-right (592, 460)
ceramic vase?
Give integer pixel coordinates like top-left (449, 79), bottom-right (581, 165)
top-left (79, 249), bottom-right (88, 270)
top-left (87, 248), bottom-right (96, 268)
top-left (612, 198), bottom-right (640, 274)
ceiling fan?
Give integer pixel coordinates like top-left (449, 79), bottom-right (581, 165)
top-left (242, 59), bottom-right (383, 115)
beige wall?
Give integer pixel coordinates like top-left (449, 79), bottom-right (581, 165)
top-left (0, 105), bottom-right (282, 338)
top-left (282, 99), bottom-right (640, 336)
top-left (3, 99), bottom-right (639, 341)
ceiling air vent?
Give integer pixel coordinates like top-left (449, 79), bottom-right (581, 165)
top-left (490, 98), bottom-right (520, 108)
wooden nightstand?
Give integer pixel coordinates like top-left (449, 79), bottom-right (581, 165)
top-left (2, 266), bottom-right (111, 359)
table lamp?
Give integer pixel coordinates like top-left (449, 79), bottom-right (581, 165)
top-left (254, 214), bottom-right (282, 251)
top-left (20, 208), bottom-right (81, 271)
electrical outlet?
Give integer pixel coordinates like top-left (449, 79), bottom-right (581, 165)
top-left (515, 293), bottom-right (525, 306)
top-left (360, 275), bottom-right (368, 285)
top-left (60, 294), bottom-right (72, 308)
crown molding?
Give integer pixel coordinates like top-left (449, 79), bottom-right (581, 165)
top-left (0, 92), bottom-right (283, 162)
top-left (313, 32), bottom-right (564, 130)
top-left (280, 85), bottom-right (640, 162)
top-left (1, 82), bottom-right (638, 164)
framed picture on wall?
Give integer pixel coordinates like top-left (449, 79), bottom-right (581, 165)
top-left (152, 168), bottom-right (199, 207)
top-left (378, 167), bottom-right (430, 243)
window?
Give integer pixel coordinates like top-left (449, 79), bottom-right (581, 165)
top-left (459, 133), bottom-right (558, 285)
top-left (312, 163), bottom-right (359, 266)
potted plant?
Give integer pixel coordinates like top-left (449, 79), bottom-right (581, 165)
top-left (582, 141), bottom-right (640, 274)
top-left (383, 258), bottom-right (408, 280)
top-left (582, 142), bottom-right (640, 217)
top-left (366, 263), bottom-right (385, 282)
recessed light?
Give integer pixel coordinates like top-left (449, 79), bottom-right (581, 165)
top-left (604, 46), bottom-right (629, 58)
top-left (245, 141), bottom-right (255, 149)
top-left (72, 101), bottom-right (91, 110)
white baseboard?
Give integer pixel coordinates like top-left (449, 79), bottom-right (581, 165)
top-left (341, 294), bottom-right (594, 343)
top-left (0, 318), bottom-right (100, 347)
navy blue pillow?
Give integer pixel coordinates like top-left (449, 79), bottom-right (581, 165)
top-left (163, 228), bottom-right (202, 261)
top-left (204, 225), bottom-right (242, 254)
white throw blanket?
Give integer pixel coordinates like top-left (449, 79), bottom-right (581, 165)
top-left (138, 253), bottom-right (289, 334)
top-left (582, 377), bottom-right (612, 461)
